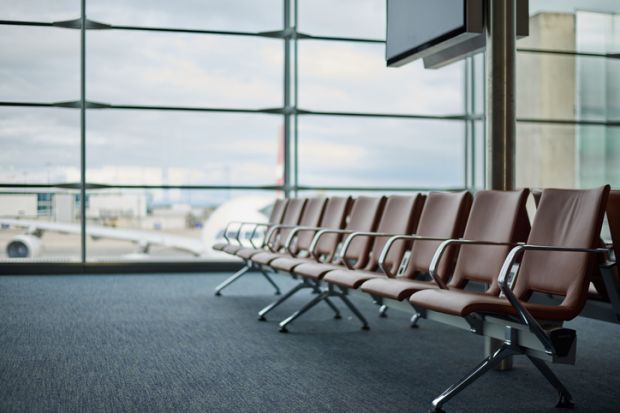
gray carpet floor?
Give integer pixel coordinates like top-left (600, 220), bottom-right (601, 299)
top-left (0, 272), bottom-right (619, 412)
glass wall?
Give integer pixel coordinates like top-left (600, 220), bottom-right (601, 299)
top-left (515, 0), bottom-right (620, 189)
top-left (0, 0), bottom-right (467, 263)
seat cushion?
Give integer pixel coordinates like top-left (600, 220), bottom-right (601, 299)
top-left (212, 242), bottom-right (228, 251)
top-left (323, 269), bottom-right (382, 289)
top-left (361, 277), bottom-right (438, 301)
top-left (410, 289), bottom-right (576, 321)
top-left (270, 257), bottom-right (314, 272)
top-left (294, 262), bottom-right (344, 280)
top-left (223, 244), bottom-right (243, 255)
top-left (252, 251), bottom-right (287, 266)
top-left (235, 247), bottom-right (263, 259)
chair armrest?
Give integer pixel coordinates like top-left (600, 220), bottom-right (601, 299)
top-left (283, 226), bottom-right (324, 255)
top-left (243, 222), bottom-right (270, 249)
top-left (222, 221), bottom-right (242, 244)
top-left (377, 235), bottom-right (450, 278)
top-left (263, 224), bottom-right (301, 252)
top-left (309, 228), bottom-right (352, 261)
top-left (339, 232), bottom-right (410, 271)
top-left (429, 239), bottom-right (523, 289)
top-left (497, 244), bottom-right (608, 355)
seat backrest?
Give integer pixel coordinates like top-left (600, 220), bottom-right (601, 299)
top-left (292, 197), bottom-right (328, 254)
top-left (607, 190), bottom-right (620, 264)
top-left (363, 194), bottom-right (426, 273)
top-left (313, 196), bottom-right (353, 262)
top-left (270, 198), bottom-right (307, 250)
top-left (447, 189), bottom-right (531, 294)
top-left (401, 191), bottom-right (473, 279)
top-left (589, 190), bottom-right (620, 300)
top-left (270, 198), bottom-right (287, 224)
top-left (340, 196), bottom-right (387, 269)
top-left (514, 186), bottom-right (610, 320)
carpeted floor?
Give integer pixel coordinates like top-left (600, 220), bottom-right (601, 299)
top-left (0, 272), bottom-right (619, 412)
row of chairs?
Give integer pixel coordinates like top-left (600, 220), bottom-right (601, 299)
top-left (212, 186), bottom-right (619, 412)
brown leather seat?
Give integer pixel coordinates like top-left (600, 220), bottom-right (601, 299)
top-left (416, 187), bottom-right (611, 412)
top-left (234, 198), bottom-right (307, 260)
top-left (411, 186), bottom-right (610, 322)
top-left (269, 256), bottom-right (315, 273)
top-left (255, 196), bottom-right (353, 323)
top-left (322, 194), bottom-right (425, 289)
top-left (363, 277), bottom-right (441, 301)
top-left (410, 288), bottom-right (580, 321)
top-left (273, 196), bottom-right (389, 331)
top-left (269, 197), bottom-right (352, 272)
top-left (251, 197), bottom-right (327, 266)
top-left (360, 191), bottom-right (475, 299)
top-left (214, 198), bottom-right (288, 254)
top-left (293, 196), bottom-right (387, 280)
top-left (588, 190), bottom-right (620, 301)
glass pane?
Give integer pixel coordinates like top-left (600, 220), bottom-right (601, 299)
top-left (298, 41), bottom-right (464, 115)
top-left (87, 0), bottom-right (282, 33)
top-left (526, 1), bottom-right (620, 54)
top-left (516, 123), bottom-right (620, 189)
top-left (86, 110), bottom-right (282, 186)
top-left (298, 0), bottom-right (384, 39)
top-left (577, 55), bottom-right (620, 121)
top-left (517, 11), bottom-right (578, 53)
top-left (298, 116), bottom-right (465, 188)
top-left (84, 189), bottom-right (278, 261)
top-left (473, 120), bottom-right (486, 190)
top-left (517, 19), bottom-right (620, 122)
top-left (2, 0), bottom-right (78, 21)
top-left (87, 31), bottom-right (282, 108)
top-left (472, 53), bottom-right (485, 116)
top-left (516, 52), bottom-right (578, 121)
top-left (516, 123), bottom-right (576, 188)
top-left (0, 26), bottom-right (79, 102)
top-left (0, 188), bottom-right (81, 262)
top-left (576, 11), bottom-right (620, 121)
top-left (0, 108), bottom-right (80, 184)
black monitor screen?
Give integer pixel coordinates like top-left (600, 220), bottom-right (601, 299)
top-left (386, 0), bottom-right (466, 66)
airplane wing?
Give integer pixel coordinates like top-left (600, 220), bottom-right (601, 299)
top-left (0, 218), bottom-right (204, 256)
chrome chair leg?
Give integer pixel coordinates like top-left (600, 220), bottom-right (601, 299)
top-left (526, 355), bottom-right (574, 408)
top-left (258, 281), bottom-right (309, 320)
top-left (278, 290), bottom-right (329, 333)
top-left (410, 312), bottom-right (422, 328)
top-left (335, 287), bottom-right (369, 330)
top-left (378, 304), bottom-right (389, 318)
top-left (260, 269), bottom-right (281, 295)
top-left (323, 296), bottom-right (342, 319)
top-left (214, 265), bottom-right (250, 296)
top-left (431, 344), bottom-right (518, 412)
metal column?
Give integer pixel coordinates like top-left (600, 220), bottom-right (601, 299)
top-left (485, 0), bottom-right (517, 370)
top-left (283, 0), bottom-right (293, 198)
top-left (485, 0), bottom-right (516, 191)
top-left (80, 0), bottom-right (87, 262)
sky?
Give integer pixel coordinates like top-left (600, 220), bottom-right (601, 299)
top-left (1, 0), bottom-right (617, 207)
top-left (0, 0), bottom-right (470, 199)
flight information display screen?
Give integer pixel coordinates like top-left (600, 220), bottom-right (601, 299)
top-left (386, 0), bottom-right (467, 66)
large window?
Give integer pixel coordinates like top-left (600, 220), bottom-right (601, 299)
top-left (0, 0), bottom-right (467, 264)
top-left (514, 0), bottom-right (620, 189)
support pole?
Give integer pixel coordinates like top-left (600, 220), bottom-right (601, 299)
top-left (485, 0), bottom-right (517, 371)
top-left (486, 0), bottom-right (516, 191)
top-left (80, 0), bottom-right (87, 263)
top-left (283, 0), bottom-right (292, 197)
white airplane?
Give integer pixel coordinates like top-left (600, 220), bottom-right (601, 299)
top-left (0, 195), bottom-right (275, 260)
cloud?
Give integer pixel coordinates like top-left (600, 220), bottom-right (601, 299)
top-left (298, 41), bottom-right (464, 115)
